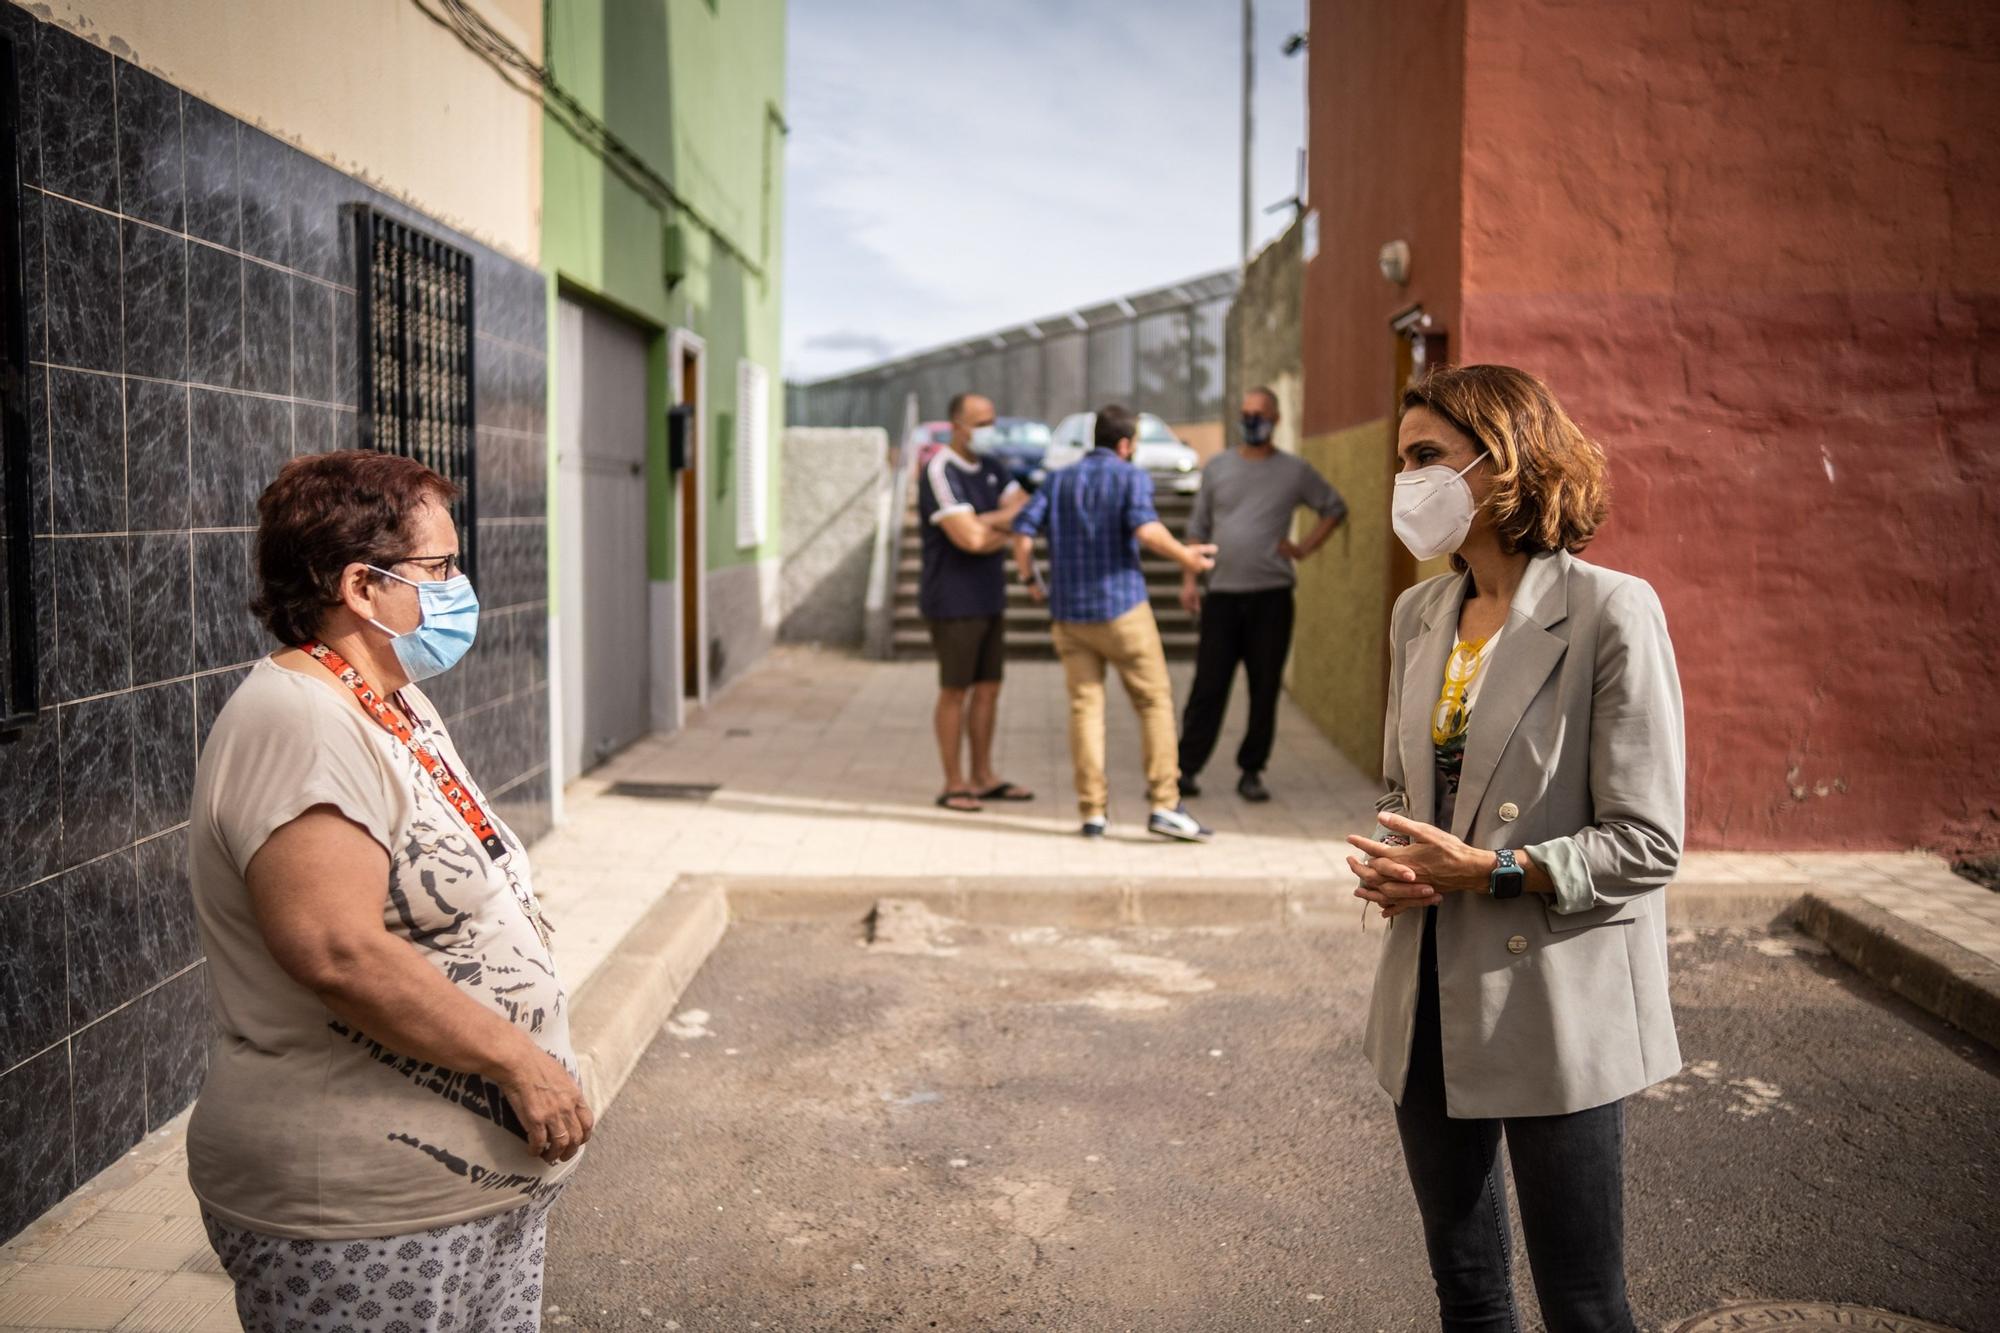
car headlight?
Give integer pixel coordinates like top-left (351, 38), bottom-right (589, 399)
top-left (1177, 458), bottom-right (1193, 471)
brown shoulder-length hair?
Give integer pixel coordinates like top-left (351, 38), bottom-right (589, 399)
top-left (251, 450), bottom-right (458, 645)
top-left (1400, 364), bottom-right (1609, 562)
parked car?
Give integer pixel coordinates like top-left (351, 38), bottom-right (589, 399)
top-left (984, 417), bottom-right (1052, 488)
top-left (1041, 411), bottom-right (1201, 492)
top-left (906, 420), bottom-right (953, 471)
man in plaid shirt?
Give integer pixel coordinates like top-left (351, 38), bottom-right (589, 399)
top-left (1011, 405), bottom-right (1218, 841)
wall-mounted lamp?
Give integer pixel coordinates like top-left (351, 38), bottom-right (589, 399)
top-left (1378, 239), bottom-right (1411, 286)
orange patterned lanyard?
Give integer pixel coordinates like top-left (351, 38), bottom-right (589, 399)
top-left (301, 640), bottom-right (510, 863)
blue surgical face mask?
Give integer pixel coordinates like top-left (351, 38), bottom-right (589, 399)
top-left (366, 567), bottom-right (479, 681)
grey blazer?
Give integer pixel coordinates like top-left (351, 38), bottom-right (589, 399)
top-left (1363, 550), bottom-right (1686, 1118)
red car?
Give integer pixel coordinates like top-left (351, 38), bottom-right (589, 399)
top-left (906, 420), bottom-right (953, 472)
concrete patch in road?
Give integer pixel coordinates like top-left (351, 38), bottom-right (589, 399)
top-left (563, 874), bottom-right (1910, 1133)
top-left (547, 919), bottom-right (2000, 1331)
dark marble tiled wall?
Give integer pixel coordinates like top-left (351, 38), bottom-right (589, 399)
top-left (0, 5), bottom-right (551, 1244)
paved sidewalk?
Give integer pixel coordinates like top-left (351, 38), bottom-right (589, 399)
top-left (3, 645), bottom-right (1990, 1330)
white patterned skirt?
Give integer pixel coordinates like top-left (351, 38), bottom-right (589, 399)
top-left (201, 1190), bottom-right (560, 1333)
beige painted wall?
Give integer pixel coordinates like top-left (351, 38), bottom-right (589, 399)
top-left (1289, 417), bottom-right (1402, 780)
top-left (41, 0), bottom-right (543, 263)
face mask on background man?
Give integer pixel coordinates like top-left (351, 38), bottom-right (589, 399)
top-left (968, 424), bottom-right (999, 454)
top-left (1241, 413), bottom-right (1274, 447)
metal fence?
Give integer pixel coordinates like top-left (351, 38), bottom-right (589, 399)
top-left (786, 269), bottom-right (1237, 440)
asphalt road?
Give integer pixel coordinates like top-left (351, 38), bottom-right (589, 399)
top-left (544, 911), bottom-right (2000, 1333)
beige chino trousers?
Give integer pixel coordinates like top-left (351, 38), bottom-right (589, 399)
top-left (1049, 603), bottom-right (1181, 818)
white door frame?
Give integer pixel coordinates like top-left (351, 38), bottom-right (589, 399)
top-left (668, 326), bottom-right (709, 729)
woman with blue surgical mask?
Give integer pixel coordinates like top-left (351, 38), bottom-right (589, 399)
top-left (186, 450), bottom-right (586, 1333)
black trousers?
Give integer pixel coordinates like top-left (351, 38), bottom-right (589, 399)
top-left (1178, 587), bottom-right (1294, 780)
top-left (1394, 909), bottom-right (1637, 1333)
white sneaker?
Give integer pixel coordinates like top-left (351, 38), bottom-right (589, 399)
top-left (1080, 816), bottom-right (1107, 839)
top-left (1147, 805), bottom-right (1212, 842)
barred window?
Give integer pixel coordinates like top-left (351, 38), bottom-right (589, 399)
top-left (354, 207), bottom-right (479, 578)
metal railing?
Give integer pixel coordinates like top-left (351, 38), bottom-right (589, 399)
top-left (787, 268), bottom-right (1237, 441)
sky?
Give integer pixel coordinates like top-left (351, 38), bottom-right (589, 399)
top-left (780, 0), bottom-right (1308, 383)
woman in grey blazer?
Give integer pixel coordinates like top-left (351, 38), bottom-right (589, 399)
top-left (1347, 364), bottom-right (1684, 1333)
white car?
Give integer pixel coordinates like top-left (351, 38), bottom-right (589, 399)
top-left (1040, 411), bottom-right (1201, 492)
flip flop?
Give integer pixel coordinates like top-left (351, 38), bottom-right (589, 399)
top-left (977, 782), bottom-right (1035, 802)
top-left (936, 790), bottom-right (982, 813)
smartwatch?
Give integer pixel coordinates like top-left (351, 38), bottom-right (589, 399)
top-left (1489, 848), bottom-right (1525, 900)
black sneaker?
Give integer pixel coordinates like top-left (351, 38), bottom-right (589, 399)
top-left (1147, 805), bottom-right (1213, 842)
top-left (1181, 774), bottom-right (1202, 798)
top-left (1237, 772), bottom-right (1271, 803)
top-left (1081, 816), bottom-right (1107, 839)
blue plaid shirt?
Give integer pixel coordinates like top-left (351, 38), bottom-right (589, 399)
top-left (1013, 449), bottom-right (1158, 623)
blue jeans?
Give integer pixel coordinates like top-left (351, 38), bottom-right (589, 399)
top-left (1393, 909), bottom-right (1638, 1333)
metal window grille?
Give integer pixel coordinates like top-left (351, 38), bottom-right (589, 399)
top-left (0, 32), bottom-right (37, 731)
top-left (353, 208), bottom-right (479, 579)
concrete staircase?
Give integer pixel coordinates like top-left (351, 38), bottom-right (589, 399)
top-left (891, 485), bottom-right (1201, 661)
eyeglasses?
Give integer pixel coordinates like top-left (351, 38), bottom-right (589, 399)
top-left (391, 553), bottom-right (463, 579)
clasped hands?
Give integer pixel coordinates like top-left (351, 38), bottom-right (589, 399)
top-left (1345, 811), bottom-right (1499, 920)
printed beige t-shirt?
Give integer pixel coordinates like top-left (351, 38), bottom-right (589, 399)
top-left (187, 655), bottom-right (578, 1239)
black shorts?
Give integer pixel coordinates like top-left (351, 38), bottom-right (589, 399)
top-left (926, 614), bottom-right (1006, 689)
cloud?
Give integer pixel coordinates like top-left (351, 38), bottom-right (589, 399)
top-left (782, 0), bottom-right (1305, 382)
top-left (802, 329), bottom-right (899, 358)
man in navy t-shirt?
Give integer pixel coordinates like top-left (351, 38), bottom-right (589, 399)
top-left (919, 391), bottom-right (1034, 813)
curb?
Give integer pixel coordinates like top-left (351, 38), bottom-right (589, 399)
top-left (1794, 891), bottom-right (2000, 1051)
top-left (567, 884), bottom-right (729, 1118)
top-left (700, 874), bottom-right (1803, 930)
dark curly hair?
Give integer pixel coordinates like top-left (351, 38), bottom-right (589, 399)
top-left (250, 450), bottom-right (459, 645)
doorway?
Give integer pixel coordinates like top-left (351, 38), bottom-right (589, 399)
top-left (556, 296), bottom-right (652, 782)
top-left (671, 329), bottom-right (707, 717)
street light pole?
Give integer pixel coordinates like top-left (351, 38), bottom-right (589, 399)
top-left (1240, 0), bottom-right (1253, 265)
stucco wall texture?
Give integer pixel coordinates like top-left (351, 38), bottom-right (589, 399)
top-left (778, 428), bottom-right (888, 646)
top-left (38, 0), bottom-right (545, 263)
top-left (1455, 0), bottom-right (2000, 853)
top-left (1298, 0), bottom-right (1997, 853)
top-left (1294, 0), bottom-right (1465, 778)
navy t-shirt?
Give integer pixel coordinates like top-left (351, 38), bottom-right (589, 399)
top-left (918, 447), bottom-right (1013, 620)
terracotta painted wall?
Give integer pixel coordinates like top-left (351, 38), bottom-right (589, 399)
top-left (1294, 0), bottom-right (1466, 775)
top-left (1458, 0), bottom-right (2000, 853)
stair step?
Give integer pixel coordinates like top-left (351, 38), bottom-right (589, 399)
top-left (893, 609), bottom-right (1196, 633)
top-left (890, 629), bottom-right (1199, 661)
top-left (895, 581), bottom-right (1192, 603)
top-left (897, 557), bottom-right (1192, 578)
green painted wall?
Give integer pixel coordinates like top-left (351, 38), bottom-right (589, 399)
top-left (542, 0), bottom-right (787, 584)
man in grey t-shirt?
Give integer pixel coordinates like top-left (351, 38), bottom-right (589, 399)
top-left (1178, 386), bottom-right (1346, 802)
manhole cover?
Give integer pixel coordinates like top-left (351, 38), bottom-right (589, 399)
top-left (605, 781), bottom-right (720, 801)
top-left (1673, 1303), bottom-right (1959, 1332)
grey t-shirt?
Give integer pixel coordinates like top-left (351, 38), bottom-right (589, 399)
top-left (1187, 448), bottom-right (1347, 593)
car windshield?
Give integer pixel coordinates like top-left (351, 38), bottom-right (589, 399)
top-left (1137, 415), bottom-right (1178, 444)
top-left (919, 425), bottom-right (951, 444)
top-left (994, 420), bottom-right (1050, 446)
